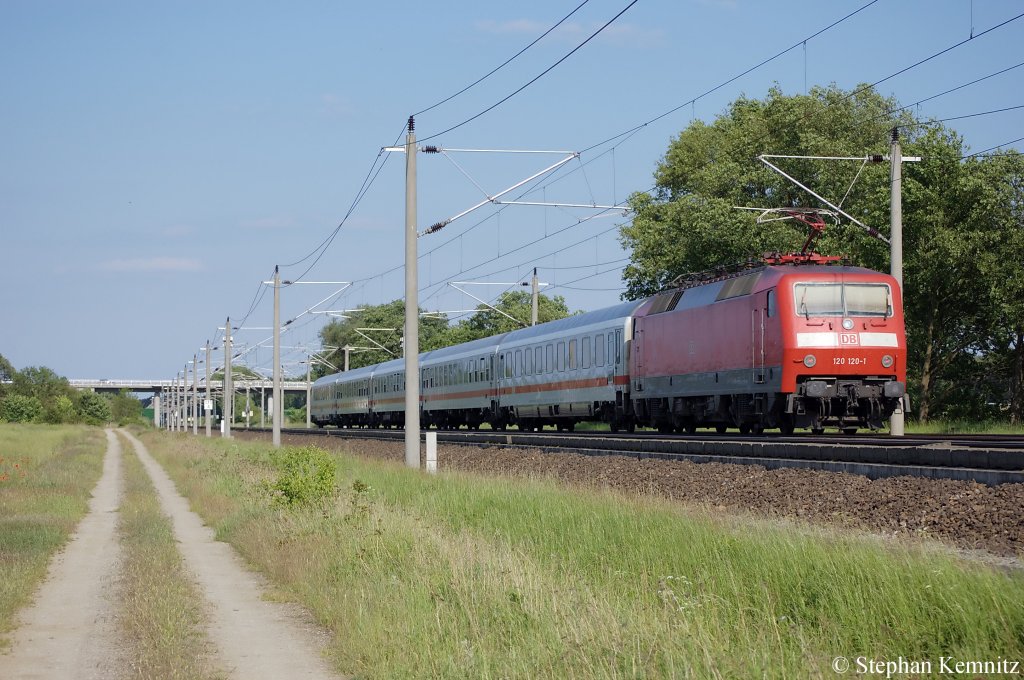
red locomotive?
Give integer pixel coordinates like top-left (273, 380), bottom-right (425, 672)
top-left (629, 256), bottom-right (906, 434)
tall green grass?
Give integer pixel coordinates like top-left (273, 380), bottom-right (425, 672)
top-left (904, 419), bottom-right (1024, 435)
top-left (0, 425), bottom-right (106, 648)
top-left (144, 433), bottom-right (1024, 679)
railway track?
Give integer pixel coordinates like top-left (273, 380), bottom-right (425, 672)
top-left (236, 427), bottom-right (1024, 486)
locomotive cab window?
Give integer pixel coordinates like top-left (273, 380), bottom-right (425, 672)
top-left (794, 283), bottom-right (892, 317)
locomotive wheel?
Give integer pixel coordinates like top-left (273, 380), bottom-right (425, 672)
top-left (715, 425), bottom-right (728, 434)
top-left (751, 423), bottom-right (765, 435)
top-left (684, 422), bottom-right (697, 434)
top-left (739, 424), bottom-right (751, 435)
top-left (626, 422), bottom-right (636, 433)
top-left (779, 421), bottom-right (795, 435)
top-left (841, 427), bottom-right (858, 435)
top-left (811, 427), bottom-right (825, 435)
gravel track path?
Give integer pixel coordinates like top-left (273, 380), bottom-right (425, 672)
top-left (0, 430), bottom-right (128, 680)
top-left (120, 430), bottom-right (342, 680)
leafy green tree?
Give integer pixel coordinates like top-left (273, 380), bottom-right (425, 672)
top-left (12, 366), bottom-right (76, 405)
top-left (0, 394), bottom-right (42, 422)
top-left (78, 391), bottom-right (112, 424)
top-left (448, 291), bottom-right (574, 344)
top-left (316, 300), bottom-right (451, 375)
top-left (971, 151), bottom-right (1024, 422)
top-left (620, 84), bottom-right (1022, 422)
top-left (620, 85), bottom-right (902, 299)
top-left (42, 394), bottom-right (76, 424)
top-left (110, 390), bottom-right (143, 425)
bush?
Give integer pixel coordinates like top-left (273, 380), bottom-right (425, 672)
top-left (266, 445), bottom-right (336, 506)
top-left (78, 392), bottom-right (111, 425)
top-left (42, 395), bottom-right (77, 424)
top-left (0, 395), bottom-right (43, 422)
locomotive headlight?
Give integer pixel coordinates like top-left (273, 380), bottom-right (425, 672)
top-left (842, 318), bottom-right (855, 330)
top-left (881, 354), bottom-right (895, 368)
top-left (803, 354), bottom-right (817, 368)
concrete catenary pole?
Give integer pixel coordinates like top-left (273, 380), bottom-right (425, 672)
top-left (169, 377), bottom-right (175, 431)
top-left (306, 359), bottom-right (312, 429)
top-left (192, 353), bottom-right (198, 435)
top-left (172, 374), bottom-right (178, 431)
top-left (224, 317), bottom-right (232, 438)
top-left (273, 265), bottom-right (282, 448)
top-left (889, 128), bottom-right (905, 437)
top-left (343, 346), bottom-right (351, 372)
top-left (205, 340), bottom-right (212, 437)
top-left (531, 267), bottom-right (539, 326)
top-left (182, 366), bottom-right (188, 432)
top-left (404, 116), bottom-right (420, 469)
top-left (153, 394), bottom-right (160, 428)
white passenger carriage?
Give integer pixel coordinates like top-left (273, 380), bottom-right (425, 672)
top-left (311, 363), bottom-right (374, 427)
top-left (420, 335), bottom-right (503, 430)
top-left (493, 301), bottom-right (643, 431)
top-left (367, 357), bottom-right (406, 428)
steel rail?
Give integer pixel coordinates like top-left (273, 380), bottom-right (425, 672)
top-left (235, 428), bottom-right (1024, 486)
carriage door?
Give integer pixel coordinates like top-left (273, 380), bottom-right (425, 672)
top-left (752, 299), bottom-right (765, 385)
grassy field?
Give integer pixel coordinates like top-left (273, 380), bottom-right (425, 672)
top-left (143, 432), bottom-right (1024, 679)
top-left (117, 431), bottom-right (222, 680)
top-left (0, 424), bottom-right (106, 648)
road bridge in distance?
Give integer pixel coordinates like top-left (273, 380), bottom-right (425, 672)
top-left (69, 379), bottom-right (310, 395)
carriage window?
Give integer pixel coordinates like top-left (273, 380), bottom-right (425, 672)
top-left (596, 334), bottom-right (605, 366)
top-left (535, 346), bottom-right (543, 373)
top-left (524, 349), bottom-right (532, 376)
top-left (614, 330), bottom-right (622, 363)
top-left (514, 350), bottom-right (522, 377)
top-left (557, 341), bottom-right (566, 372)
top-left (546, 344), bottom-right (554, 373)
top-left (504, 352), bottom-right (512, 378)
top-left (568, 339), bottom-right (577, 370)
top-left (582, 336), bottom-right (591, 369)
top-left (767, 289), bottom-right (777, 318)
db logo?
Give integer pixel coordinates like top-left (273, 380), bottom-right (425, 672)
top-left (839, 333), bottom-right (860, 346)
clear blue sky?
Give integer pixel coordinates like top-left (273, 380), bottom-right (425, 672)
top-left (2, 0), bottom-right (1021, 380)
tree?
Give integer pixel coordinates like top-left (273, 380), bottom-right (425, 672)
top-left (971, 151), bottom-right (1024, 422)
top-left (316, 300), bottom-right (451, 375)
top-left (0, 394), bottom-right (42, 422)
top-left (12, 366), bottom-right (76, 405)
top-left (620, 85), bottom-right (902, 299)
top-left (448, 291), bottom-right (573, 344)
top-left (78, 391), bottom-right (112, 425)
top-left (620, 84), bottom-right (1018, 422)
top-left (110, 390), bottom-right (143, 425)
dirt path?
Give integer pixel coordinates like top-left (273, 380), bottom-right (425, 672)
top-left (119, 430), bottom-right (341, 680)
top-left (0, 429), bottom-right (128, 680)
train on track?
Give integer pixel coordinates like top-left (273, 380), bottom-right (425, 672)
top-left (311, 257), bottom-right (907, 434)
